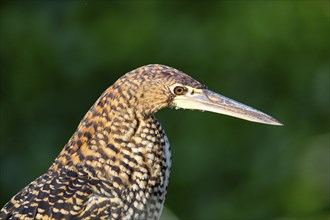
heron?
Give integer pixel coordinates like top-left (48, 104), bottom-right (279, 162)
top-left (0, 64), bottom-right (281, 220)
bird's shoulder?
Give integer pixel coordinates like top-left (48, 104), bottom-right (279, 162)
top-left (0, 165), bottom-right (118, 219)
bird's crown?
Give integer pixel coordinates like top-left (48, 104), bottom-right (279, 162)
top-left (104, 64), bottom-right (206, 115)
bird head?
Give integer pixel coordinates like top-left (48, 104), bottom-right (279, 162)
top-left (110, 64), bottom-right (281, 125)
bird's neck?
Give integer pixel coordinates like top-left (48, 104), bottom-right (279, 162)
top-left (51, 93), bottom-right (165, 176)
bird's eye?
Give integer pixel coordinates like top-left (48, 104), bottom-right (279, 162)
top-left (173, 86), bottom-right (185, 95)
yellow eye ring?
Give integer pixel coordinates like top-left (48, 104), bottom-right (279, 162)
top-left (174, 86), bottom-right (185, 95)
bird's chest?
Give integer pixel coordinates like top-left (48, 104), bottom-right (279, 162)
top-left (96, 118), bottom-right (171, 219)
top-left (120, 122), bottom-right (171, 219)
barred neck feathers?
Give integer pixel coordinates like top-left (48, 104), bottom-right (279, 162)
top-left (51, 64), bottom-right (195, 173)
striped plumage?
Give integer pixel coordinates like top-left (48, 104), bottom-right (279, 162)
top-left (0, 65), bottom-right (203, 219)
top-left (1, 64), bottom-right (281, 220)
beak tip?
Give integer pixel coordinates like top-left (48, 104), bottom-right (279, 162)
top-left (272, 121), bottom-right (284, 126)
top-left (275, 121), bottom-right (284, 126)
top-left (266, 118), bottom-right (283, 126)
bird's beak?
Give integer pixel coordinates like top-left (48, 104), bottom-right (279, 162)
top-left (172, 88), bottom-right (282, 125)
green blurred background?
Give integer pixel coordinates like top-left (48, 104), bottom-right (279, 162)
top-left (0, 1), bottom-right (329, 219)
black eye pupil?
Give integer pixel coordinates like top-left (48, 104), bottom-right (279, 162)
top-left (174, 86), bottom-right (184, 95)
